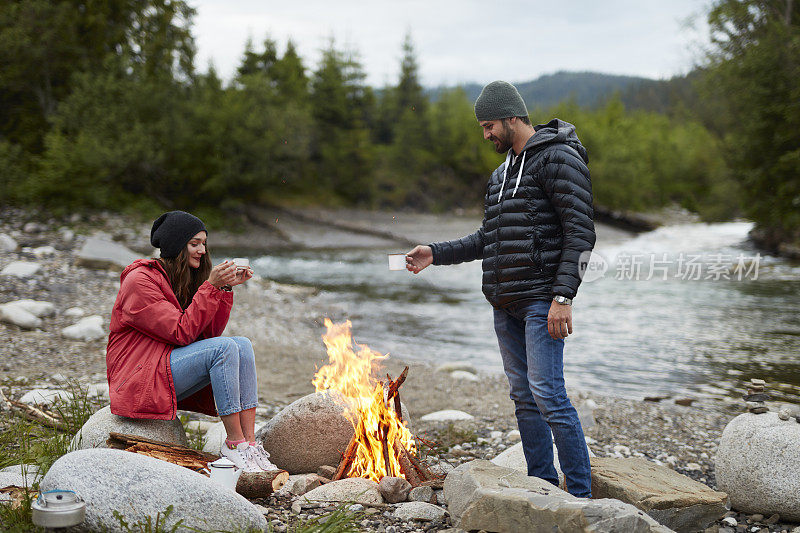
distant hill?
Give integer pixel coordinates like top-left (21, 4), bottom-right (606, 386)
top-left (429, 71), bottom-right (656, 109)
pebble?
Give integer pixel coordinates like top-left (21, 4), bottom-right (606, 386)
top-left (722, 516), bottom-right (738, 527)
top-left (684, 462), bottom-right (702, 471)
top-left (778, 409), bottom-right (791, 421)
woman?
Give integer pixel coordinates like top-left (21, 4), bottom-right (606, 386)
top-left (106, 210), bottom-right (276, 472)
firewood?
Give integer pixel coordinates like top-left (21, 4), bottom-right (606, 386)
top-left (236, 470), bottom-right (290, 498)
top-left (405, 447), bottom-right (437, 482)
top-left (397, 446), bottom-right (422, 487)
top-left (386, 367), bottom-right (408, 400)
top-left (107, 432), bottom-right (218, 472)
top-left (333, 431), bottom-right (359, 480)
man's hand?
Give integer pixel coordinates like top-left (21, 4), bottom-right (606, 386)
top-left (547, 300), bottom-right (573, 340)
top-left (406, 245), bottom-right (433, 274)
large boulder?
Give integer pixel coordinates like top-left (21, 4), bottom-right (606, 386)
top-left (591, 457), bottom-right (728, 532)
top-left (71, 406), bottom-right (188, 450)
top-left (716, 411), bottom-right (800, 521)
top-left (75, 235), bottom-right (140, 271)
top-left (41, 448), bottom-right (266, 532)
top-left (490, 439), bottom-right (595, 489)
top-left (444, 460), bottom-right (672, 533)
top-left (298, 477), bottom-right (383, 505)
top-left (256, 391), bottom-right (409, 474)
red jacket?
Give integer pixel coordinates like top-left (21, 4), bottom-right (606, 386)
top-left (106, 259), bottom-right (233, 420)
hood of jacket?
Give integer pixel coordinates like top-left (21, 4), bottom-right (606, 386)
top-left (119, 258), bottom-right (164, 284)
top-left (496, 118), bottom-right (588, 202)
top-left (523, 118), bottom-right (588, 164)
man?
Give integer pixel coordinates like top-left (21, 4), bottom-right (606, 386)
top-left (406, 80), bottom-right (595, 497)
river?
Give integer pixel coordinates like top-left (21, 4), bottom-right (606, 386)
top-left (250, 217), bottom-right (800, 403)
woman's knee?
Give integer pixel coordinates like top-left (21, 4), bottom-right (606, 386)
top-left (212, 337), bottom-right (240, 365)
top-left (230, 336), bottom-right (255, 363)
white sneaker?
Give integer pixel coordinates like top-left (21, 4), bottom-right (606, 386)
top-left (221, 441), bottom-right (261, 472)
top-left (248, 442), bottom-right (280, 471)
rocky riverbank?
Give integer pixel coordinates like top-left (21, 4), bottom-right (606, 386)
top-left (1, 208), bottom-right (799, 532)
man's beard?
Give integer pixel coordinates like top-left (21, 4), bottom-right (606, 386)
top-left (489, 122), bottom-right (513, 153)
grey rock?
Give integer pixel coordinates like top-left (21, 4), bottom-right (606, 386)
top-left (3, 299), bottom-right (56, 318)
top-left (449, 370), bottom-right (479, 382)
top-left (378, 476), bottom-right (412, 503)
top-left (75, 234), bottom-right (140, 271)
top-left (298, 477), bottom-right (383, 505)
top-left (0, 472), bottom-right (36, 489)
top-left (276, 474), bottom-right (324, 497)
top-left (41, 448), bottom-right (266, 532)
top-left (71, 405), bottom-right (188, 450)
top-left (87, 382), bottom-right (110, 400)
top-left (444, 460), bottom-right (672, 533)
top-left (317, 465), bottom-right (337, 479)
top-left (63, 307), bottom-right (85, 318)
top-left (0, 233), bottom-right (18, 252)
top-left (716, 412), bottom-right (800, 521)
top-left (256, 391), bottom-right (409, 474)
top-left (409, 485), bottom-right (435, 503)
top-left (32, 245), bottom-right (56, 258)
top-left (1, 464), bottom-right (40, 478)
top-left (393, 501), bottom-right (448, 521)
top-left (420, 409), bottom-right (474, 422)
top-left (435, 362), bottom-right (478, 374)
top-left (490, 440), bottom-right (595, 489)
top-left (61, 315), bottom-right (105, 341)
top-left (591, 456), bottom-right (728, 532)
top-left (19, 388), bottom-right (73, 407)
top-left (0, 261), bottom-right (41, 278)
top-left (0, 303), bottom-right (41, 329)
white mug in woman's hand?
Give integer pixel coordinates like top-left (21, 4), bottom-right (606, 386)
top-left (232, 258), bottom-right (250, 272)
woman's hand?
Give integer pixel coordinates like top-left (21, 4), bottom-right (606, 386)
top-left (231, 266), bottom-right (253, 287)
top-left (208, 261), bottom-right (237, 288)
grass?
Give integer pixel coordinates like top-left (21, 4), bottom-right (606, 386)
top-left (425, 422), bottom-right (477, 454)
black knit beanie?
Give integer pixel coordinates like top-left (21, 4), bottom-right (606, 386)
top-left (474, 81), bottom-right (528, 121)
top-left (150, 211), bottom-right (207, 259)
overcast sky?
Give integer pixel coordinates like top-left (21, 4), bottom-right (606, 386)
top-left (190, 1), bottom-right (711, 88)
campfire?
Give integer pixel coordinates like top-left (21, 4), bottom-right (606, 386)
top-left (312, 319), bottom-right (437, 486)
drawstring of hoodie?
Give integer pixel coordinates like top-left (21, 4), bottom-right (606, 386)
top-left (497, 150), bottom-right (526, 203)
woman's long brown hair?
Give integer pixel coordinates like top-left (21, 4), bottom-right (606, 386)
top-left (158, 246), bottom-right (213, 310)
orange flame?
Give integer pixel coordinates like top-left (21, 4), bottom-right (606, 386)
top-left (313, 319), bottom-right (415, 482)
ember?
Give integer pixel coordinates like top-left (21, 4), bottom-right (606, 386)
top-left (312, 319), bottom-right (436, 486)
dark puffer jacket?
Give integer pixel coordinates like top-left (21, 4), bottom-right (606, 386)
top-left (429, 118), bottom-right (595, 308)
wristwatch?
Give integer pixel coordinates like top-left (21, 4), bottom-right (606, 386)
top-left (553, 295), bottom-right (572, 306)
top-left (220, 284), bottom-right (233, 292)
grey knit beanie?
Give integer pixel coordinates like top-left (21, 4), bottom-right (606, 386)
top-left (150, 211), bottom-right (207, 259)
top-left (474, 81), bottom-right (528, 121)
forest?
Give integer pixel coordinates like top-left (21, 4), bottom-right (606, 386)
top-left (0, 0), bottom-right (797, 251)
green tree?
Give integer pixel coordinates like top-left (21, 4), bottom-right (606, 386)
top-left (701, 0), bottom-right (800, 248)
top-left (310, 42), bottom-right (374, 203)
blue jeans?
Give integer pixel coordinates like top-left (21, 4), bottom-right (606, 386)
top-left (494, 300), bottom-right (592, 497)
top-left (169, 336), bottom-right (258, 417)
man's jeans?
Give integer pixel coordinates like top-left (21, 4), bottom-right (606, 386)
top-left (494, 300), bottom-right (592, 497)
top-left (170, 336), bottom-right (258, 416)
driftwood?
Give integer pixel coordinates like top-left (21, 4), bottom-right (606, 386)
top-left (236, 470), bottom-right (290, 498)
top-left (0, 388), bottom-right (70, 432)
top-left (107, 432), bottom-right (218, 472)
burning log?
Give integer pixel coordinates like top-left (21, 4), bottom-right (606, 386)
top-left (333, 429), bottom-right (360, 481)
top-left (397, 445), bottom-right (423, 487)
top-left (386, 367), bottom-right (408, 423)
